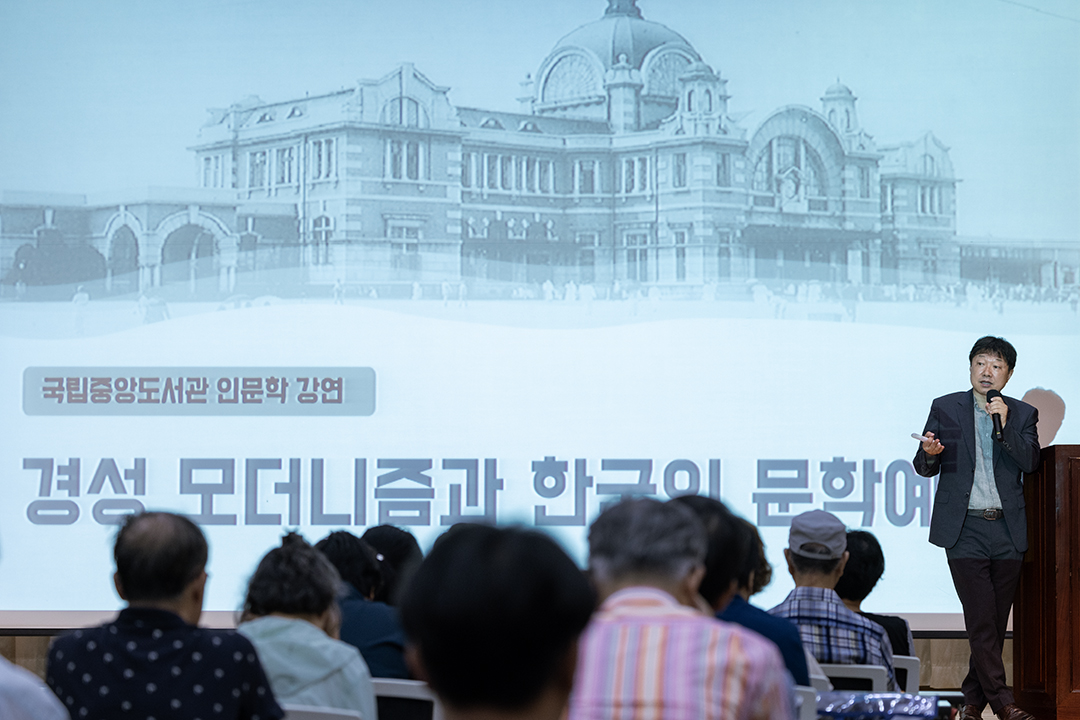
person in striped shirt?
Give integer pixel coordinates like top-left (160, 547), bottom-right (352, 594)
top-left (567, 498), bottom-right (794, 720)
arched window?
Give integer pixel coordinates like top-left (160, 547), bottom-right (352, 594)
top-left (645, 52), bottom-right (691, 97)
top-left (753, 137), bottom-right (828, 196)
top-left (704, 90), bottom-right (712, 113)
top-left (844, 109), bottom-right (851, 130)
top-left (109, 225), bottom-right (139, 291)
top-left (382, 97), bottom-right (429, 128)
top-left (541, 54), bottom-right (600, 103)
top-left (686, 90), bottom-right (694, 112)
top-left (921, 154), bottom-right (937, 176)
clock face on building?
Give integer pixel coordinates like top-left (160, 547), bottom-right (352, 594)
top-left (542, 54), bottom-right (601, 103)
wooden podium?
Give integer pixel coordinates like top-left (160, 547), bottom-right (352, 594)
top-left (1015, 445), bottom-right (1080, 719)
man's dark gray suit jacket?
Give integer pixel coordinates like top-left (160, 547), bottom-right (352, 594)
top-left (913, 390), bottom-right (1040, 552)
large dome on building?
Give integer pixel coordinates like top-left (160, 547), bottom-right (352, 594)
top-left (534, 0), bottom-right (703, 116)
top-left (549, 0), bottom-right (700, 72)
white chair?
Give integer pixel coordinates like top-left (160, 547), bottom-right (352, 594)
top-left (892, 655), bottom-right (921, 693)
top-left (282, 705), bottom-right (363, 720)
top-left (806, 649), bottom-right (832, 692)
top-left (815, 663), bottom-right (889, 692)
top-left (371, 678), bottom-right (445, 720)
top-left (809, 672), bottom-right (832, 692)
top-left (794, 685), bottom-right (818, 720)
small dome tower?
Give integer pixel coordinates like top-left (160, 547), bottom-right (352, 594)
top-left (822, 81), bottom-right (859, 133)
top-left (675, 61), bottom-right (728, 135)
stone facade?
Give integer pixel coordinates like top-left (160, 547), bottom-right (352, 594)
top-left (3, 0), bottom-right (1072, 300)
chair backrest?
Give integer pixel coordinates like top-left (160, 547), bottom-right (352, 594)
top-left (371, 678), bottom-right (444, 720)
top-left (808, 672), bottom-right (832, 692)
top-left (282, 704), bottom-right (364, 720)
top-left (815, 663), bottom-right (889, 692)
top-left (806, 649), bottom-right (833, 692)
top-left (892, 655), bottom-right (921, 693)
top-left (794, 685), bottom-right (818, 720)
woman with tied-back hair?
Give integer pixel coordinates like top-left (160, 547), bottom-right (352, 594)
top-left (360, 525), bottom-right (423, 606)
top-left (315, 530), bottom-right (410, 678)
top-left (238, 532), bottom-right (377, 720)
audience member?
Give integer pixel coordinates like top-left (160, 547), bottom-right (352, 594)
top-left (316, 530), bottom-right (410, 678)
top-left (400, 524), bottom-right (594, 720)
top-left (769, 509), bottom-right (897, 690)
top-left (238, 532), bottom-right (377, 719)
top-left (568, 498), bottom-right (792, 720)
top-left (835, 530), bottom-right (915, 657)
top-left (361, 525), bottom-right (423, 605)
top-left (667, 495), bottom-right (745, 609)
top-left (715, 514), bottom-right (812, 687)
top-left (1, 534), bottom-right (68, 719)
top-left (1, 653), bottom-right (68, 720)
top-left (45, 512), bottom-right (282, 720)
top-left (749, 519), bottom-right (773, 595)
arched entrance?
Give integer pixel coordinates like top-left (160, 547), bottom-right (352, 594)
top-left (161, 224), bottom-right (217, 293)
top-left (108, 226), bottom-right (139, 294)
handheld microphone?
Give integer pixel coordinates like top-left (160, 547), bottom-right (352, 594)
top-left (986, 389), bottom-right (1004, 442)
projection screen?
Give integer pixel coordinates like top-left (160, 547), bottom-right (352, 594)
top-left (0, 0), bottom-right (1077, 630)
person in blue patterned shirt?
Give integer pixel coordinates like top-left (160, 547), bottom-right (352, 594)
top-left (46, 512), bottom-right (283, 720)
top-left (768, 509), bottom-right (897, 691)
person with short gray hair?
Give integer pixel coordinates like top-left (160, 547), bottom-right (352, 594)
top-left (568, 498), bottom-right (792, 720)
top-left (587, 495), bottom-right (706, 591)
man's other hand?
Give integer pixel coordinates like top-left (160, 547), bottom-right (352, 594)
top-left (921, 431), bottom-right (945, 456)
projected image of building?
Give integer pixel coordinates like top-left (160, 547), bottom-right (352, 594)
top-left (1, 0), bottom-right (1075, 301)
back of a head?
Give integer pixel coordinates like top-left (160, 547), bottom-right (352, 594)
top-left (787, 509), bottom-right (847, 577)
top-left (588, 497), bottom-right (706, 586)
top-left (315, 530), bottom-right (383, 599)
top-left (400, 524), bottom-right (595, 711)
top-left (834, 530), bottom-right (885, 603)
top-left (244, 532), bottom-right (341, 618)
top-left (114, 512), bottom-right (207, 602)
top-left (361, 524), bottom-right (423, 605)
top-left (668, 495), bottom-right (747, 608)
top-left (731, 516), bottom-right (771, 594)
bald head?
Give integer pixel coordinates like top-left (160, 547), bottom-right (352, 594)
top-left (114, 512), bottom-right (207, 602)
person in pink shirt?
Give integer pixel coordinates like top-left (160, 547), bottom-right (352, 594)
top-left (568, 497), bottom-right (793, 720)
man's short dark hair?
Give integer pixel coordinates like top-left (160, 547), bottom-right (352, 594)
top-left (243, 532), bottom-right (341, 618)
top-left (668, 495), bottom-right (747, 607)
top-left (969, 336), bottom-right (1017, 372)
top-left (588, 497), bottom-right (706, 584)
top-left (361, 525), bottom-right (424, 605)
top-left (834, 530), bottom-right (885, 603)
top-left (114, 512), bottom-right (208, 602)
top-left (400, 524), bottom-right (595, 711)
top-left (315, 530), bottom-right (383, 599)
